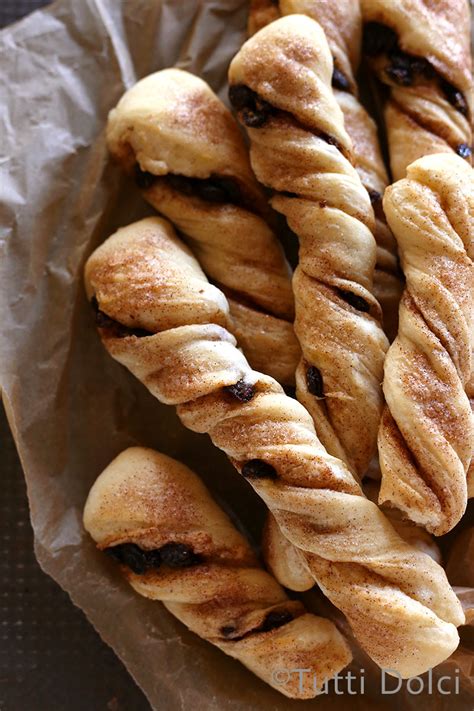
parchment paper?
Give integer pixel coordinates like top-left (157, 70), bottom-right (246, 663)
top-left (0, 1), bottom-right (472, 709)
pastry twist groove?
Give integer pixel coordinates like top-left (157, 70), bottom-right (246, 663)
top-left (85, 215), bottom-right (464, 677)
top-left (228, 15), bottom-right (389, 476)
top-left (378, 154), bottom-right (474, 535)
top-left (84, 447), bottom-right (351, 699)
top-left (106, 68), bottom-right (299, 385)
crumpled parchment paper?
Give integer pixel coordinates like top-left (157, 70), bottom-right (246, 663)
top-left (0, 1), bottom-right (472, 709)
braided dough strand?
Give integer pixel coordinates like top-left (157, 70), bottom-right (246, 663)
top-left (85, 215), bottom-right (464, 677)
top-left (106, 68), bottom-right (299, 386)
top-left (84, 447), bottom-right (351, 698)
top-left (228, 15), bottom-right (389, 476)
top-left (378, 154), bottom-right (474, 535)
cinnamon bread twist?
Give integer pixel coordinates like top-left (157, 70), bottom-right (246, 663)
top-left (84, 215), bottom-right (464, 677)
top-left (228, 15), bottom-right (389, 476)
top-left (246, 4), bottom-right (400, 586)
top-left (106, 68), bottom-right (299, 386)
top-left (361, 0), bottom-right (473, 182)
top-left (378, 154), bottom-right (474, 535)
top-left (262, 471), bottom-right (443, 593)
top-left (248, 0), bottom-right (403, 339)
top-left (84, 447), bottom-right (351, 698)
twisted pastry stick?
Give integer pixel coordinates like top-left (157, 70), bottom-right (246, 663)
top-left (361, 0), bottom-right (473, 182)
top-left (83, 447), bottom-right (351, 698)
top-left (106, 68), bottom-right (299, 386)
top-left (263, 469), bottom-right (443, 593)
top-left (85, 215), bottom-right (464, 677)
top-left (246, 3), bottom-right (401, 587)
top-left (228, 15), bottom-right (389, 477)
top-left (361, 1), bottom-right (474, 498)
top-left (263, 476), bottom-right (444, 592)
top-left (248, 0), bottom-right (402, 339)
top-left (378, 154), bottom-right (474, 536)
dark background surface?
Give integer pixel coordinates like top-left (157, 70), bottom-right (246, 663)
top-left (1, 2), bottom-right (149, 709)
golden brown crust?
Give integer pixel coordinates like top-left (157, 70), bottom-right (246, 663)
top-left (84, 215), bottom-right (464, 677)
top-left (378, 154), bottom-right (474, 535)
top-left (361, 0), bottom-right (472, 181)
top-left (106, 68), bottom-right (299, 385)
top-left (228, 15), bottom-right (389, 476)
top-left (84, 447), bottom-right (351, 698)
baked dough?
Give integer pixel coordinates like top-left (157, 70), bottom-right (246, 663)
top-left (245, 4), bottom-right (401, 588)
top-left (83, 447), bottom-right (351, 698)
top-left (84, 215), bottom-right (464, 677)
top-left (361, 0), bottom-right (472, 181)
top-left (262, 471), bottom-right (442, 593)
top-left (378, 154), bottom-right (474, 535)
top-left (361, 3), bottom-right (474, 502)
top-left (248, 0), bottom-right (403, 340)
top-left (106, 68), bottom-right (299, 386)
top-left (228, 15), bottom-right (389, 477)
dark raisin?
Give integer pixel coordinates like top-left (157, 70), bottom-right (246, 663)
top-left (283, 385), bottom-right (297, 399)
top-left (167, 174), bottom-right (195, 195)
top-left (261, 610), bottom-right (294, 632)
top-left (363, 22), bottom-right (398, 57)
top-left (408, 57), bottom-right (433, 79)
top-left (198, 176), bottom-right (242, 204)
top-left (92, 299), bottom-right (151, 338)
top-left (196, 181), bottom-right (229, 202)
top-left (385, 64), bottom-right (412, 86)
top-left (135, 164), bottom-right (156, 189)
top-left (224, 379), bottom-right (255, 402)
top-left (456, 143), bottom-right (472, 158)
top-left (159, 543), bottom-right (202, 568)
top-left (324, 134), bottom-right (340, 149)
top-left (215, 176), bottom-right (242, 204)
top-left (441, 80), bottom-right (468, 116)
top-left (242, 107), bottom-right (269, 128)
top-left (384, 51), bottom-right (432, 85)
top-left (229, 84), bottom-right (256, 111)
top-left (387, 51), bottom-right (411, 70)
top-left (306, 365), bottom-right (324, 398)
top-left (241, 459), bottom-right (277, 480)
top-left (338, 289), bottom-right (371, 313)
top-left (167, 173), bottom-right (241, 205)
top-left (368, 189), bottom-right (382, 205)
top-left (229, 84), bottom-right (274, 128)
top-left (332, 67), bottom-right (350, 92)
top-left (105, 543), bottom-right (158, 575)
top-left (220, 625), bottom-right (237, 637)
top-left (95, 308), bottom-right (116, 330)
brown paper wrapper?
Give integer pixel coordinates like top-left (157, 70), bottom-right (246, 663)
top-left (0, 0), bottom-right (472, 708)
